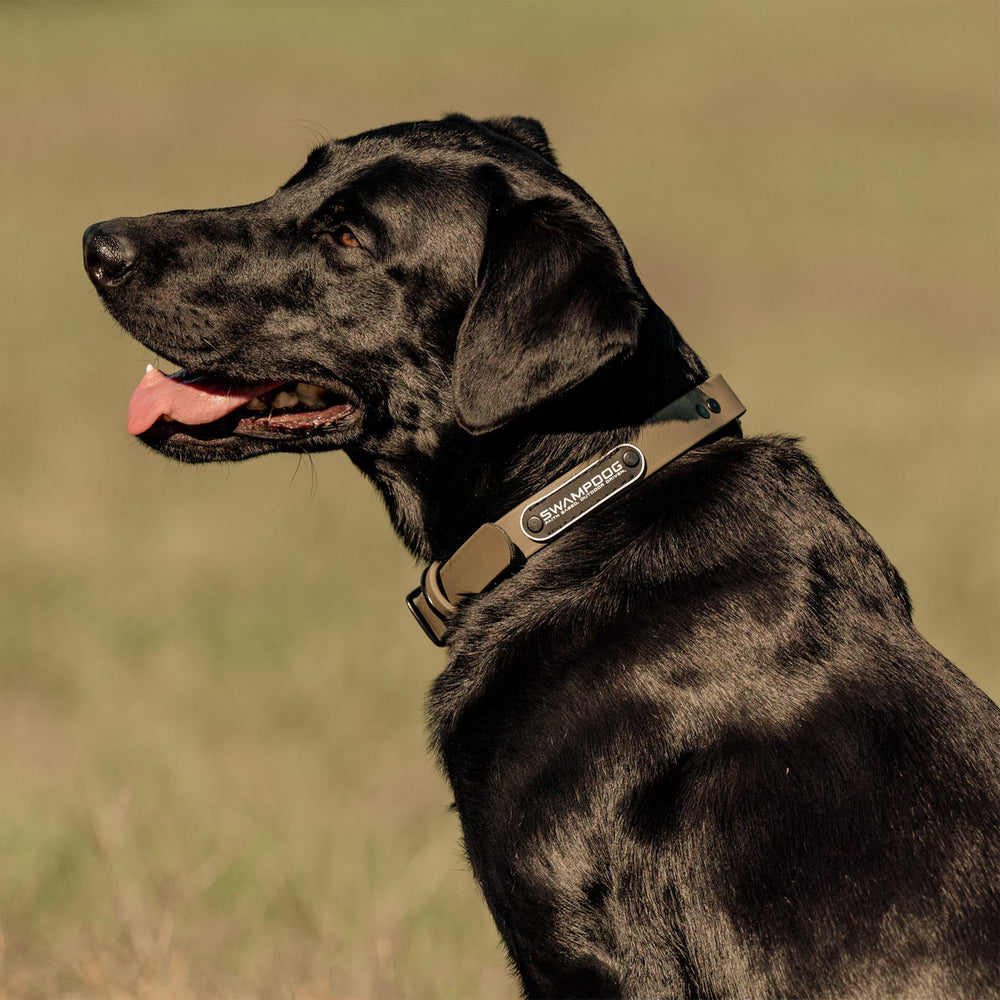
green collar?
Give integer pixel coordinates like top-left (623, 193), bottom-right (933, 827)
top-left (407, 373), bottom-right (746, 645)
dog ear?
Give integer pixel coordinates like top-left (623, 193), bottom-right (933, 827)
top-left (480, 116), bottom-right (558, 166)
top-left (452, 195), bottom-right (644, 435)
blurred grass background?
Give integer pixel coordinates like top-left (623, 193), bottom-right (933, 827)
top-left (0, 2), bottom-right (996, 997)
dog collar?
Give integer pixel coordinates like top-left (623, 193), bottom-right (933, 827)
top-left (406, 373), bottom-right (746, 645)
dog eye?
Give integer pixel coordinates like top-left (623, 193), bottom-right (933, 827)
top-left (333, 226), bottom-right (360, 248)
top-left (313, 223), bottom-right (362, 250)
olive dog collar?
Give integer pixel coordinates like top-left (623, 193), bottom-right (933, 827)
top-left (407, 373), bottom-right (745, 645)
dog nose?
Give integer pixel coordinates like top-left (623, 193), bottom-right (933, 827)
top-left (83, 224), bottom-right (138, 287)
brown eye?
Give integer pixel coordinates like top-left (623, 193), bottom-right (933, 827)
top-left (335, 226), bottom-right (360, 248)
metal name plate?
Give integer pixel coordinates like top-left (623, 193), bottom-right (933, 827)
top-left (519, 444), bottom-right (647, 543)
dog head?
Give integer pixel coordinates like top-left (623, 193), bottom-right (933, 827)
top-left (84, 115), bottom-right (645, 466)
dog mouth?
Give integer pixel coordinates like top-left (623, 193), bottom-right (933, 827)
top-left (128, 366), bottom-right (362, 446)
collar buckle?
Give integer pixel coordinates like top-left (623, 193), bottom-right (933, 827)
top-left (406, 564), bottom-right (450, 646)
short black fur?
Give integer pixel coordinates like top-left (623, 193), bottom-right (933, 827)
top-left (85, 114), bottom-right (999, 999)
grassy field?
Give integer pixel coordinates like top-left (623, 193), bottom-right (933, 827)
top-left (0, 2), bottom-right (997, 997)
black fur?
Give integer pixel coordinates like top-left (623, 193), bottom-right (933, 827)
top-left (85, 115), bottom-right (999, 999)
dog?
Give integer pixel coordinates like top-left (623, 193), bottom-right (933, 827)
top-left (84, 115), bottom-right (999, 999)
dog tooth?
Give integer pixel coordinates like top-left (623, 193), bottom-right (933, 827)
top-left (272, 390), bottom-right (299, 409)
top-left (244, 397), bottom-right (268, 411)
top-left (295, 382), bottom-right (326, 405)
top-left (146, 363), bottom-right (155, 373)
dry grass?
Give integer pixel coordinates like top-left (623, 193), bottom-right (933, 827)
top-left (0, 2), bottom-right (996, 997)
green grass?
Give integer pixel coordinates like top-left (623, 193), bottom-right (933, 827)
top-left (0, 2), bottom-right (996, 996)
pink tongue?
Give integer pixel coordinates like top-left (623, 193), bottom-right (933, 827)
top-left (127, 367), bottom-right (285, 435)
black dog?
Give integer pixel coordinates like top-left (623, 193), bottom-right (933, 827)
top-left (84, 115), bottom-right (999, 999)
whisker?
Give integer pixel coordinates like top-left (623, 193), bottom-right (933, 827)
top-left (284, 119), bottom-right (333, 146)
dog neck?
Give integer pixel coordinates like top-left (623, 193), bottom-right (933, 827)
top-left (350, 308), bottom-right (713, 562)
top-left (408, 371), bottom-right (746, 644)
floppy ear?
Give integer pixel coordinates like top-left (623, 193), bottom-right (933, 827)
top-left (480, 116), bottom-right (559, 166)
top-left (452, 195), bottom-right (644, 435)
